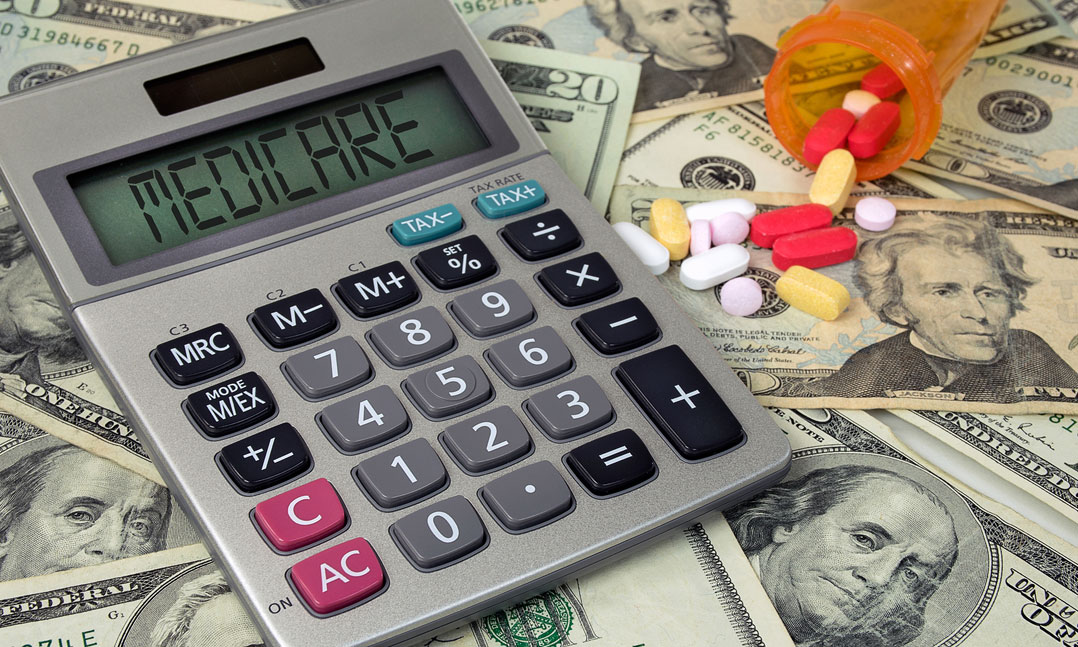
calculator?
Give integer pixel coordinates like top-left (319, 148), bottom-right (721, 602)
top-left (0, 1), bottom-right (790, 645)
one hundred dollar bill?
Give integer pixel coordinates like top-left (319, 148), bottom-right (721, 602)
top-left (727, 407), bottom-right (1078, 647)
top-left (0, 412), bottom-right (198, 583)
top-left (908, 39), bottom-right (1078, 219)
top-left (0, 0), bottom-right (286, 95)
top-left (894, 409), bottom-right (1078, 522)
top-left (0, 515), bottom-right (796, 647)
top-left (616, 103), bottom-right (966, 199)
top-left (609, 186), bottom-right (1078, 415)
top-left (483, 40), bottom-right (640, 214)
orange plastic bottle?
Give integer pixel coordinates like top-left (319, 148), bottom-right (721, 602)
top-left (764, 0), bottom-right (1007, 181)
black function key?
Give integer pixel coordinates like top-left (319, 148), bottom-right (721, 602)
top-left (615, 346), bottom-right (744, 460)
top-left (537, 252), bottom-right (619, 307)
top-left (185, 371), bottom-right (276, 438)
top-left (155, 324), bottom-right (242, 387)
top-left (251, 289), bottom-right (337, 349)
top-left (501, 209), bottom-right (581, 261)
top-left (220, 423), bottom-right (311, 494)
top-left (415, 235), bottom-right (498, 290)
top-left (565, 429), bottom-right (656, 497)
top-left (576, 298), bottom-right (661, 355)
top-left (336, 261), bottom-right (420, 319)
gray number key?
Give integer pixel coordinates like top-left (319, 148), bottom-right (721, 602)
top-left (449, 280), bottom-right (535, 338)
top-left (320, 385), bottom-right (410, 453)
top-left (368, 306), bottom-right (456, 368)
top-left (354, 438), bottom-right (448, 510)
top-left (283, 336), bottom-right (371, 399)
top-left (440, 406), bottom-right (532, 474)
top-left (486, 326), bottom-right (573, 388)
top-left (390, 495), bottom-right (487, 571)
top-left (525, 375), bottom-right (614, 441)
top-left (403, 356), bottom-right (492, 419)
top-left (479, 461), bottom-right (573, 533)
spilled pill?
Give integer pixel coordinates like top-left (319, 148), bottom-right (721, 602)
top-left (690, 219), bottom-right (712, 256)
top-left (710, 211), bottom-right (750, 245)
top-left (854, 197), bottom-right (897, 231)
top-left (861, 63), bottom-right (904, 99)
top-left (848, 101), bottom-right (901, 159)
top-left (842, 89), bottom-right (881, 119)
top-left (809, 148), bottom-right (857, 215)
top-left (750, 203), bottom-right (832, 249)
top-left (720, 277), bottom-right (763, 317)
top-left (679, 243), bottom-right (750, 291)
top-left (775, 265), bottom-right (851, 321)
top-left (612, 221), bottom-right (670, 275)
top-left (685, 198), bottom-right (757, 222)
top-left (772, 226), bottom-right (858, 271)
top-left (803, 107), bottom-right (856, 166)
top-left (650, 198), bottom-right (691, 261)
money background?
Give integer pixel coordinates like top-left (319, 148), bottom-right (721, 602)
top-left (0, 1), bottom-right (1075, 646)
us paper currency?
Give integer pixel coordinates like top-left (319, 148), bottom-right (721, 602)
top-left (978, 0), bottom-right (1076, 58)
top-left (0, 515), bottom-right (796, 647)
top-left (483, 40), bottom-right (640, 214)
top-left (894, 409), bottom-right (1078, 522)
top-left (908, 39), bottom-right (1078, 219)
top-left (0, 412), bottom-right (198, 583)
top-left (617, 103), bottom-right (966, 199)
top-left (609, 187), bottom-right (1078, 415)
top-left (0, 0), bottom-right (286, 94)
top-left (727, 407), bottom-right (1078, 647)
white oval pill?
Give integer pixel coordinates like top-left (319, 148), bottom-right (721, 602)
top-left (679, 243), bottom-right (750, 291)
top-left (685, 198), bottom-right (757, 222)
top-left (854, 196), bottom-right (897, 231)
top-left (612, 221), bottom-right (670, 275)
top-left (842, 89), bottom-right (881, 119)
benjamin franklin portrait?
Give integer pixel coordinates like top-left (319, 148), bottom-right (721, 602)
top-left (804, 214), bottom-right (1078, 401)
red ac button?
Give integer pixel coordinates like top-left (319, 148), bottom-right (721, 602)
top-left (291, 537), bottom-right (385, 614)
top-left (254, 478), bottom-right (347, 552)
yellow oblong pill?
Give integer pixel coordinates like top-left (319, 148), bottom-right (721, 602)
top-left (775, 265), bottom-right (851, 321)
top-left (809, 148), bottom-right (857, 215)
top-left (649, 198), bottom-right (691, 261)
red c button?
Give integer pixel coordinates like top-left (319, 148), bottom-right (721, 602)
top-left (254, 478), bottom-right (346, 552)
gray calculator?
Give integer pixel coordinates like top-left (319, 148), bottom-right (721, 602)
top-left (0, 1), bottom-right (790, 645)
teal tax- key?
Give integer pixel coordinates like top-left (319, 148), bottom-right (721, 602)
top-left (391, 204), bottom-right (463, 245)
top-left (475, 180), bottom-right (546, 219)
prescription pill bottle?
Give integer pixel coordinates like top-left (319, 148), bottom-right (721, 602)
top-left (765, 0), bottom-right (1007, 181)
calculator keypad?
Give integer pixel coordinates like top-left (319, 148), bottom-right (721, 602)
top-left (220, 423), bottom-right (311, 493)
top-left (448, 279), bottom-right (535, 338)
top-left (368, 306), bottom-right (456, 368)
top-left (486, 326), bottom-right (573, 388)
top-left (185, 371), bottom-right (276, 438)
top-left (283, 336), bottom-right (372, 400)
top-left (414, 235), bottom-right (498, 290)
top-left (479, 461), bottom-right (573, 532)
top-left (251, 288), bottom-right (337, 349)
top-left (336, 261), bottom-right (420, 319)
top-left (354, 438), bottom-right (448, 510)
top-left (390, 496), bottom-right (487, 570)
top-left (319, 385), bottom-right (410, 453)
top-left (403, 356), bottom-right (493, 419)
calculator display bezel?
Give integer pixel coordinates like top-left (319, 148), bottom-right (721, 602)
top-left (33, 50), bottom-right (517, 287)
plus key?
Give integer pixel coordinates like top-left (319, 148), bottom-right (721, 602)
top-left (615, 346), bottom-right (744, 459)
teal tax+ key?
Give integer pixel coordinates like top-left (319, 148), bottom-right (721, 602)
top-left (391, 204), bottom-right (463, 245)
top-left (475, 180), bottom-right (546, 219)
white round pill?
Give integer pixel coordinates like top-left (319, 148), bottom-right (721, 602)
top-left (854, 196), bottom-right (897, 231)
top-left (710, 211), bottom-right (750, 245)
top-left (679, 243), bottom-right (750, 291)
top-left (842, 89), bottom-right (881, 119)
top-left (720, 277), bottom-right (763, 317)
top-left (612, 221), bottom-right (670, 275)
top-left (685, 198), bottom-right (757, 222)
top-left (690, 219), bottom-right (712, 256)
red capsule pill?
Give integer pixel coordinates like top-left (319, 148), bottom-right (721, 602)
top-left (803, 108), bottom-right (856, 166)
top-left (772, 226), bottom-right (858, 270)
top-left (750, 203), bottom-right (833, 249)
top-left (861, 63), bottom-right (904, 99)
top-left (847, 101), bottom-right (901, 159)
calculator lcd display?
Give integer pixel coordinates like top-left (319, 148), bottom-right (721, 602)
top-left (69, 68), bottom-right (488, 266)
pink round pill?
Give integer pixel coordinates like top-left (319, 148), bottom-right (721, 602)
top-left (720, 277), bottom-right (763, 317)
top-left (710, 211), bottom-right (750, 245)
top-left (854, 197), bottom-right (897, 231)
top-left (690, 219), bottom-right (712, 256)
